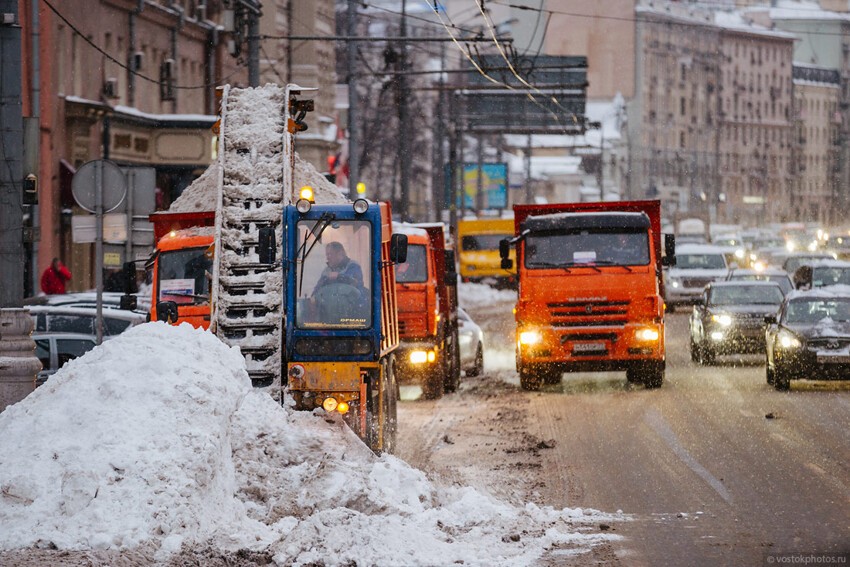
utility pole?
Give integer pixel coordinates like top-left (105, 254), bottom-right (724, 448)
top-left (0, 0), bottom-right (24, 308)
top-left (347, 0), bottom-right (359, 191)
top-left (397, 0), bottom-right (410, 221)
top-left (248, 0), bottom-right (260, 86)
top-left (432, 40), bottom-right (446, 222)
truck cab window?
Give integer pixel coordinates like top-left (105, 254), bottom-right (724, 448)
top-left (396, 244), bottom-right (428, 283)
top-left (158, 247), bottom-right (213, 304)
top-left (296, 220), bottom-right (372, 329)
top-left (526, 231), bottom-right (650, 267)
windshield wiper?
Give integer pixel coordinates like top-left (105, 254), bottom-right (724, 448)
top-left (592, 260), bottom-right (633, 272)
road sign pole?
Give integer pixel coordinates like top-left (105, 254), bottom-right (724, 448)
top-left (95, 161), bottom-right (104, 345)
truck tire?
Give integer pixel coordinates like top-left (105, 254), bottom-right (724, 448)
top-left (644, 365), bottom-right (664, 389)
top-left (422, 366), bottom-right (445, 400)
top-left (542, 368), bottom-right (562, 385)
top-left (519, 366), bottom-right (542, 391)
top-left (443, 334), bottom-right (462, 393)
top-left (625, 368), bottom-right (643, 384)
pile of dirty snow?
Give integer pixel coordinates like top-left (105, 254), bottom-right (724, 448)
top-left (0, 323), bottom-right (622, 566)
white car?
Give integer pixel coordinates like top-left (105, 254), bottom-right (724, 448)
top-left (457, 307), bottom-right (484, 376)
top-left (665, 244), bottom-right (730, 312)
top-left (26, 305), bottom-right (147, 337)
top-left (32, 333), bottom-right (98, 386)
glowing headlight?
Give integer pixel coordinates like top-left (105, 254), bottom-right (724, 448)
top-left (710, 331), bottom-right (725, 341)
top-left (786, 241), bottom-right (796, 252)
top-left (777, 330), bottom-right (801, 349)
top-left (337, 401), bottom-right (350, 414)
top-left (519, 330), bottom-right (542, 345)
top-left (299, 186), bottom-right (315, 202)
top-left (753, 261), bottom-right (765, 272)
top-left (670, 280), bottom-right (680, 288)
top-left (635, 328), bottom-right (659, 341)
top-left (322, 397), bottom-right (338, 412)
top-left (807, 241), bottom-right (818, 252)
top-left (711, 314), bottom-right (733, 326)
top-left (410, 350), bottom-right (429, 364)
top-left (735, 249), bottom-right (745, 259)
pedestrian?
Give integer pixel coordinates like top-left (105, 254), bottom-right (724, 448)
top-left (40, 257), bottom-right (72, 295)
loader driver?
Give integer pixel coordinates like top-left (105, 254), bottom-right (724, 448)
top-left (311, 241), bottom-right (367, 325)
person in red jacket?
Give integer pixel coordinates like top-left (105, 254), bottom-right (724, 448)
top-left (40, 258), bottom-right (72, 295)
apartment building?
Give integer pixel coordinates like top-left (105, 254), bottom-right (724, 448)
top-left (716, 17), bottom-right (795, 224)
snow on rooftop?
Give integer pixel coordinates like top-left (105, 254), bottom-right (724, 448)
top-left (0, 322), bottom-right (624, 565)
top-left (765, 0), bottom-right (850, 21)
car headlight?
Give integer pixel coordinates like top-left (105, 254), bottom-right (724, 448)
top-left (711, 314), bottom-right (733, 326)
top-left (776, 330), bottom-right (802, 349)
top-left (519, 330), bottom-right (542, 345)
top-left (635, 327), bottom-right (659, 341)
top-left (735, 249), bottom-right (745, 259)
top-left (669, 279), bottom-right (680, 288)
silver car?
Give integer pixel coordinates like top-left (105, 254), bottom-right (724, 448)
top-left (32, 333), bottom-right (98, 386)
top-left (458, 307), bottom-right (484, 376)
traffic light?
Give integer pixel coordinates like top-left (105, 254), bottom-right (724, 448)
top-left (23, 174), bottom-right (37, 205)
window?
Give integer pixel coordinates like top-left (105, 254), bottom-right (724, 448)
top-left (396, 244), bottom-right (428, 283)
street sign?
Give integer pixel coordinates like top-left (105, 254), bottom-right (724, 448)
top-left (71, 159), bottom-right (127, 213)
top-left (71, 214), bottom-right (128, 243)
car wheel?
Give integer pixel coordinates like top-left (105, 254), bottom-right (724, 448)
top-left (466, 344), bottom-right (484, 377)
top-left (690, 337), bottom-right (700, 363)
top-left (700, 341), bottom-right (716, 365)
top-left (773, 368), bottom-right (790, 391)
top-left (766, 361), bottom-right (775, 385)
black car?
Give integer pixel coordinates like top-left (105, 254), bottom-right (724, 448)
top-left (689, 281), bottom-right (785, 364)
top-left (765, 289), bottom-right (850, 390)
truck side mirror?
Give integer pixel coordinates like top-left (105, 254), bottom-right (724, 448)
top-left (156, 301), bottom-right (179, 324)
top-left (122, 261), bottom-right (138, 294)
top-left (499, 238), bottom-right (514, 270)
top-left (445, 250), bottom-right (458, 286)
top-left (499, 238), bottom-right (510, 259)
top-left (258, 227), bottom-right (276, 264)
top-left (662, 234), bottom-right (676, 267)
top-left (390, 233), bottom-right (408, 264)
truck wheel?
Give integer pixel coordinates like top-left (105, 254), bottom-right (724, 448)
top-left (443, 337), bottom-right (462, 393)
top-left (422, 366), bottom-right (445, 400)
top-left (466, 344), bottom-right (484, 377)
top-left (625, 368), bottom-right (642, 384)
top-left (519, 366), bottom-right (542, 391)
top-left (381, 357), bottom-right (398, 455)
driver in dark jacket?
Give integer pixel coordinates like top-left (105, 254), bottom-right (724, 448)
top-left (313, 241), bottom-right (364, 293)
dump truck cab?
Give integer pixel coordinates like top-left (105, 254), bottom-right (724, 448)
top-left (457, 217), bottom-right (516, 287)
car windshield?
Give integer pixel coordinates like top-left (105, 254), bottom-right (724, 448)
top-left (158, 247), bottom-right (212, 305)
top-left (677, 253), bottom-right (727, 270)
top-left (295, 219), bottom-right (372, 329)
top-left (785, 297), bottom-right (850, 323)
top-left (730, 274), bottom-right (793, 295)
top-left (396, 244), bottom-right (428, 283)
top-left (811, 267), bottom-right (850, 287)
top-left (462, 234), bottom-right (510, 251)
top-left (709, 286), bottom-right (784, 305)
top-left (525, 230), bottom-right (649, 268)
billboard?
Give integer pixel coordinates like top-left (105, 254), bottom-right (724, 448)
top-left (445, 163), bottom-right (508, 210)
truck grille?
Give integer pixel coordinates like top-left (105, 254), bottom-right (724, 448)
top-left (547, 300), bottom-right (630, 329)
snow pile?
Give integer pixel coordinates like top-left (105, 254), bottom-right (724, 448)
top-left (0, 323), bottom-right (622, 565)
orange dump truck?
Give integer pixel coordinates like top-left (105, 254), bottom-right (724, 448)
top-left (147, 210), bottom-right (215, 329)
top-left (501, 200), bottom-right (675, 390)
top-left (393, 223), bottom-right (461, 399)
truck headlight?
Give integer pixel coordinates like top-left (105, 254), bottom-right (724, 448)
top-left (635, 328), bottom-right (659, 341)
top-left (777, 330), bottom-right (801, 349)
top-left (710, 331), bottom-right (725, 341)
top-left (711, 314), bottom-right (733, 326)
top-left (410, 350), bottom-right (436, 364)
top-left (519, 330), bottom-right (542, 345)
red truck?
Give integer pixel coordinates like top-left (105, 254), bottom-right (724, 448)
top-left (394, 223), bottom-right (461, 399)
top-left (501, 200), bottom-right (675, 390)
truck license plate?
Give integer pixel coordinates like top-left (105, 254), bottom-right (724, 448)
top-left (573, 342), bottom-right (606, 353)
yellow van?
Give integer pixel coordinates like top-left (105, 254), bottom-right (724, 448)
top-left (457, 218), bottom-right (516, 287)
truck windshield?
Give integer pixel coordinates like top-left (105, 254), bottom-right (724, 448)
top-left (295, 219), bottom-right (372, 329)
top-left (396, 244), bottom-right (428, 283)
top-left (462, 234), bottom-right (510, 251)
top-left (158, 247), bottom-right (212, 305)
top-left (524, 231), bottom-right (650, 268)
